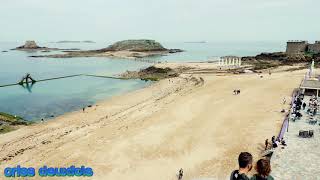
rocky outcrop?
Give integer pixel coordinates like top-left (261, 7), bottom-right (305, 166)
top-left (241, 52), bottom-right (316, 71)
top-left (98, 39), bottom-right (167, 52)
top-left (0, 112), bottom-right (31, 134)
top-left (313, 53), bottom-right (320, 61)
top-left (120, 66), bottom-right (178, 81)
top-left (12, 41), bottom-right (80, 51)
top-left (30, 39), bottom-right (183, 59)
top-left (242, 52), bottom-right (313, 63)
top-left (15, 41), bottom-right (43, 50)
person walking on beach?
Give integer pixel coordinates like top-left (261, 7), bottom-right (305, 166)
top-left (250, 159), bottom-right (274, 180)
top-left (283, 97), bottom-right (286, 105)
top-left (230, 152), bottom-right (253, 180)
top-left (178, 168), bottom-right (183, 180)
top-left (265, 139), bottom-right (269, 150)
top-left (83, 107), bottom-right (85, 112)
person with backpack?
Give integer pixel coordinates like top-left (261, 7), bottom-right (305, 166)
top-left (230, 152), bottom-right (253, 180)
top-left (250, 159), bottom-right (274, 180)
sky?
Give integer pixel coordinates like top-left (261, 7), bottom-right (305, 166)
top-left (0, 0), bottom-right (319, 43)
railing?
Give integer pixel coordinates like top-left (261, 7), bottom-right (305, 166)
top-left (277, 89), bottom-right (299, 140)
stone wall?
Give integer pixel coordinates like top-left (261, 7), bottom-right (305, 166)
top-left (286, 41), bottom-right (308, 55)
top-left (308, 42), bottom-right (320, 54)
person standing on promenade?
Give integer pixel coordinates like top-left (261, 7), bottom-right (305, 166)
top-left (303, 102), bottom-right (306, 110)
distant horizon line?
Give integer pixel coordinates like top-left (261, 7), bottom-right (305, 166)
top-left (0, 39), bottom-right (294, 44)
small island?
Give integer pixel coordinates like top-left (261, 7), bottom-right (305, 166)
top-left (55, 40), bottom-right (96, 43)
top-left (12, 40), bottom-right (80, 51)
top-left (30, 39), bottom-right (183, 59)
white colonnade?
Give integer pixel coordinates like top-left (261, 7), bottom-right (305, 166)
top-left (218, 56), bottom-right (242, 67)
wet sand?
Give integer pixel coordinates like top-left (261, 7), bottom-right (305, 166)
top-left (0, 64), bottom-right (306, 179)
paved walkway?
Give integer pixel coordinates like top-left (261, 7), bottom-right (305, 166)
top-left (272, 96), bottom-right (320, 179)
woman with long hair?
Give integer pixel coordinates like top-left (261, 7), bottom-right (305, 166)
top-left (250, 159), bottom-right (274, 180)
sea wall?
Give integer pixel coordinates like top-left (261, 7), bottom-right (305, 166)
top-left (308, 41), bottom-right (320, 54)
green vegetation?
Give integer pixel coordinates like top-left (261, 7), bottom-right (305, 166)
top-left (0, 112), bottom-right (31, 134)
top-left (0, 112), bottom-right (24, 123)
top-left (305, 52), bottom-right (315, 58)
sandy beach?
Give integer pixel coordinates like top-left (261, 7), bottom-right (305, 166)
top-left (0, 64), bottom-right (306, 179)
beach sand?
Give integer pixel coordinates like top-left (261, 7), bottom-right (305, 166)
top-left (0, 64), bottom-right (306, 179)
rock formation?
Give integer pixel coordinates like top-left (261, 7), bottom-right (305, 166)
top-left (13, 41), bottom-right (80, 51)
top-left (100, 39), bottom-right (167, 52)
top-left (242, 52), bottom-right (313, 63)
top-left (16, 41), bottom-right (42, 49)
top-left (30, 39), bottom-right (183, 59)
top-left (120, 66), bottom-right (178, 81)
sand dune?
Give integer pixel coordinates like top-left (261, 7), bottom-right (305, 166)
top-left (0, 67), bottom-right (306, 179)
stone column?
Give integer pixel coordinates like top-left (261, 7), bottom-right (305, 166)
top-left (232, 58), bottom-right (235, 66)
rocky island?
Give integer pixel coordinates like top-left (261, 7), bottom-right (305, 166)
top-left (55, 40), bottom-right (95, 43)
top-left (30, 39), bottom-right (183, 59)
top-left (12, 40), bottom-right (80, 51)
top-left (242, 41), bottom-right (320, 70)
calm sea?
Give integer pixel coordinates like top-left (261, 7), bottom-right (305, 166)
top-left (0, 41), bottom-right (284, 121)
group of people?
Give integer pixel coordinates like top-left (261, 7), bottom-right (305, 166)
top-left (230, 152), bottom-right (274, 180)
top-left (307, 95), bottom-right (319, 116)
top-left (233, 89), bottom-right (241, 95)
top-left (265, 136), bottom-right (286, 150)
top-left (291, 94), bottom-right (304, 121)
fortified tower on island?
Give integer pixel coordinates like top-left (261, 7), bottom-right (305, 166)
top-left (286, 40), bottom-right (320, 55)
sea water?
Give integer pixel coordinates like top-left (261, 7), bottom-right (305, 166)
top-left (0, 41), bottom-right (284, 121)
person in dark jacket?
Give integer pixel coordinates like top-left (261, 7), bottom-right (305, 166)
top-left (250, 159), bottom-right (274, 180)
top-left (178, 168), bottom-right (183, 180)
top-left (230, 152), bottom-right (253, 180)
top-left (303, 102), bottom-right (307, 110)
